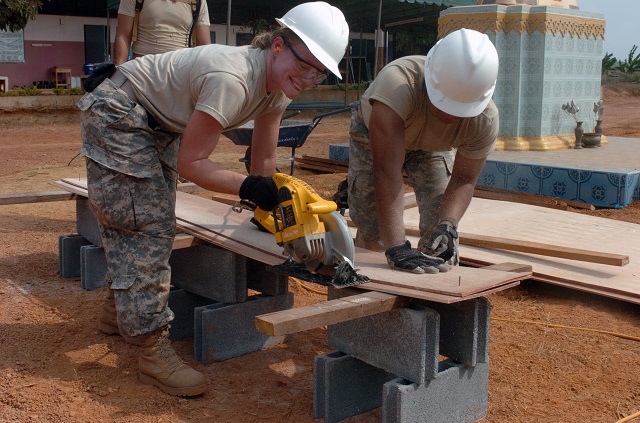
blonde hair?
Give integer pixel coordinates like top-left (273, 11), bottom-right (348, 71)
top-left (252, 28), bottom-right (300, 49)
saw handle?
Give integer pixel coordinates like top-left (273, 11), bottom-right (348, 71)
top-left (305, 200), bottom-right (337, 214)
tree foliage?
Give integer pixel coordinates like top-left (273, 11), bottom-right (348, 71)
top-left (0, 0), bottom-right (43, 32)
top-left (618, 45), bottom-right (640, 74)
top-left (601, 52), bottom-right (617, 74)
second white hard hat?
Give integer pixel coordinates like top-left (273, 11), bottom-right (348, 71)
top-left (276, 2), bottom-right (349, 80)
top-left (425, 28), bottom-right (499, 117)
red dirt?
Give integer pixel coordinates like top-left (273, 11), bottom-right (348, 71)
top-left (1, 84), bottom-right (639, 422)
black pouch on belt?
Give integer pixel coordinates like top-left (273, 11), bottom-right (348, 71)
top-left (84, 63), bottom-right (116, 93)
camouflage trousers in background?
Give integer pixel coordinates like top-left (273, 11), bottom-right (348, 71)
top-left (347, 102), bottom-right (460, 265)
top-left (79, 79), bottom-right (181, 337)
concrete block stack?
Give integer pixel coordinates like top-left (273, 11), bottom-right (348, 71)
top-left (58, 197), bottom-right (293, 363)
top-left (312, 287), bottom-right (491, 422)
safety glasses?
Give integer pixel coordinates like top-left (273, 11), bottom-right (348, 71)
top-left (282, 37), bottom-right (328, 85)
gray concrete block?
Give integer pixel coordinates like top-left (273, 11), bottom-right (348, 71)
top-left (382, 361), bottom-right (489, 423)
top-left (80, 244), bottom-right (108, 290)
top-left (314, 351), bottom-right (397, 422)
top-left (328, 305), bottom-right (440, 384)
top-left (169, 244), bottom-right (248, 303)
top-left (246, 258), bottom-right (289, 296)
top-left (429, 297), bottom-right (491, 366)
top-left (76, 198), bottom-right (102, 247)
top-left (58, 234), bottom-right (92, 278)
top-left (168, 288), bottom-right (218, 339)
top-left (193, 292), bottom-right (293, 364)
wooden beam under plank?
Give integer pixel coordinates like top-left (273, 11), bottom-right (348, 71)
top-left (256, 262), bottom-right (531, 336)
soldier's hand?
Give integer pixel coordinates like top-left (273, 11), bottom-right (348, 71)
top-left (385, 240), bottom-right (450, 274)
top-left (239, 175), bottom-right (278, 211)
top-left (426, 223), bottom-right (458, 261)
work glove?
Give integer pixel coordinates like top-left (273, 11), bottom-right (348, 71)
top-left (385, 240), bottom-right (450, 274)
top-left (426, 223), bottom-right (459, 261)
top-left (239, 175), bottom-right (279, 211)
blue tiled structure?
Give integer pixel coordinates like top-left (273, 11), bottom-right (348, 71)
top-left (328, 138), bottom-right (639, 208)
top-left (439, 5), bottom-right (605, 149)
top-left (479, 160), bottom-right (639, 209)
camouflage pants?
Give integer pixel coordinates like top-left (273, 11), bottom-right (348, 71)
top-left (80, 79), bottom-right (181, 337)
top-left (347, 102), bottom-right (459, 264)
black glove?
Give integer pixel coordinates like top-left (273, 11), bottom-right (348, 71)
top-left (239, 175), bottom-right (278, 211)
top-left (426, 223), bottom-right (459, 261)
top-left (385, 240), bottom-right (450, 274)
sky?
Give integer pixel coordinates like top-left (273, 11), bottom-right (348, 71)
top-left (578, 0), bottom-right (639, 60)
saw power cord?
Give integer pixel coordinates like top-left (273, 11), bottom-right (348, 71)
top-left (491, 317), bottom-right (640, 343)
top-left (616, 410), bottom-right (640, 423)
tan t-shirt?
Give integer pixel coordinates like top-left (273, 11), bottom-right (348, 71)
top-left (119, 45), bottom-right (291, 134)
top-left (360, 55), bottom-right (498, 160)
top-left (118, 0), bottom-right (210, 56)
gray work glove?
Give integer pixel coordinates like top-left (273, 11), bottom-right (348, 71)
top-left (239, 175), bottom-right (279, 211)
top-left (385, 240), bottom-right (450, 274)
top-left (426, 223), bottom-right (459, 261)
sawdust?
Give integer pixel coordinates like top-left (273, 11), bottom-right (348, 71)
top-left (1, 83), bottom-right (640, 422)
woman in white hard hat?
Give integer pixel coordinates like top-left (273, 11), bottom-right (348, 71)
top-left (77, 2), bottom-right (349, 397)
top-left (347, 28), bottom-right (500, 274)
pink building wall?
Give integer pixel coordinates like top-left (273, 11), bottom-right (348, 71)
top-left (0, 13), bottom-right (252, 90)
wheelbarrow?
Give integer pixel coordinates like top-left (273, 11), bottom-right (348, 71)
top-left (223, 106), bottom-right (352, 175)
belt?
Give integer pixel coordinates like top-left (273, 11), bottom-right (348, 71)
top-left (110, 69), bottom-right (160, 129)
top-left (109, 69), bottom-right (137, 102)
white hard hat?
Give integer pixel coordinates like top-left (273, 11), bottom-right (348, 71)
top-left (276, 2), bottom-right (349, 80)
top-left (425, 28), bottom-right (499, 117)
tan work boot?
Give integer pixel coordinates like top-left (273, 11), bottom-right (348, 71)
top-left (126, 326), bottom-right (208, 397)
top-left (98, 288), bottom-right (120, 335)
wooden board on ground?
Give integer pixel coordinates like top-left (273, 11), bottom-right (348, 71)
top-left (404, 197), bottom-right (640, 304)
top-left (54, 178), bottom-right (530, 303)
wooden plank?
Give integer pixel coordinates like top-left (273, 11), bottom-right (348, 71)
top-left (255, 291), bottom-right (411, 336)
top-left (402, 224), bottom-right (628, 267)
top-left (458, 232), bottom-right (628, 267)
top-left (0, 190), bottom-right (77, 205)
top-left (473, 189), bottom-right (569, 211)
top-left (475, 184), bottom-right (595, 211)
top-left (256, 262), bottom-right (529, 336)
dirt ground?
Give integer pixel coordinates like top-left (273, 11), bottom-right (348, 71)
top-left (1, 84), bottom-right (640, 423)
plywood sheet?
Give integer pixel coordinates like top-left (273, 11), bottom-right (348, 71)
top-left (404, 197), bottom-right (640, 302)
top-left (354, 248), bottom-right (530, 297)
top-left (55, 178), bottom-right (528, 302)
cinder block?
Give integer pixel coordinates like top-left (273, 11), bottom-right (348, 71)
top-left (428, 297), bottom-right (491, 366)
top-left (76, 198), bottom-right (102, 247)
top-left (246, 258), bottom-right (289, 296)
top-left (168, 288), bottom-right (218, 339)
top-left (314, 351), bottom-right (397, 422)
top-left (80, 244), bottom-right (107, 290)
top-left (329, 143), bottom-right (349, 162)
top-left (169, 244), bottom-right (248, 303)
top-left (328, 305), bottom-right (440, 384)
top-left (382, 361), bottom-right (489, 423)
top-left (193, 292), bottom-right (293, 363)
top-left (58, 234), bottom-right (92, 277)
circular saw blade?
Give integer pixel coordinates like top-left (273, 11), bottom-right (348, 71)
top-left (319, 211), bottom-right (356, 267)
